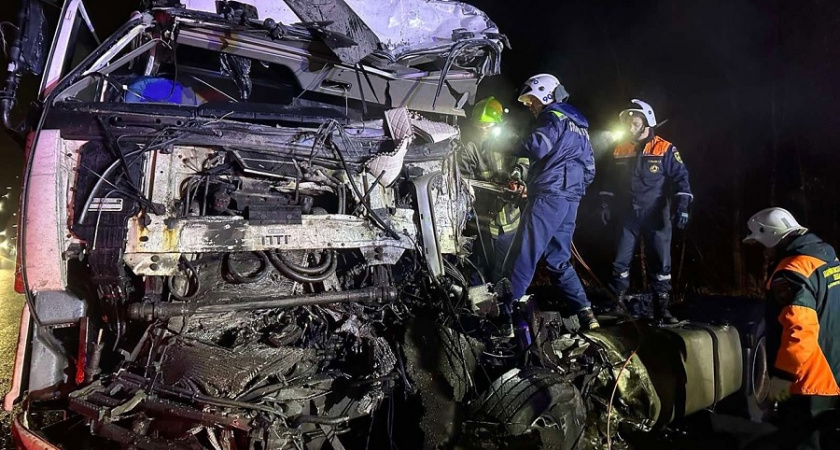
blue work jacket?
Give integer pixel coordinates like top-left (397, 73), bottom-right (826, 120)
top-left (514, 102), bottom-right (596, 200)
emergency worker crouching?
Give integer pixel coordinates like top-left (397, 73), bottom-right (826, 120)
top-left (743, 207), bottom-right (840, 450)
top-left (501, 73), bottom-right (599, 331)
top-left (600, 99), bottom-right (692, 323)
top-left (458, 96), bottom-right (528, 283)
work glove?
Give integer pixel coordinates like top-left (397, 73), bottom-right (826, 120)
top-left (600, 201), bottom-right (611, 225)
top-left (767, 377), bottom-right (792, 403)
top-left (676, 210), bottom-right (689, 230)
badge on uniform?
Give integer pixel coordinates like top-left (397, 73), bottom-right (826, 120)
top-left (649, 164), bottom-right (660, 173)
top-left (674, 150), bottom-right (684, 164)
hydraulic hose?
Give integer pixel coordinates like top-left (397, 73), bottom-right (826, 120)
top-left (267, 250), bottom-right (337, 283)
top-left (293, 415), bottom-right (350, 426)
top-left (273, 250), bottom-right (334, 275)
top-left (166, 257), bottom-right (200, 301)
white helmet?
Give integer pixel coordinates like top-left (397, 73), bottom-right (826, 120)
top-left (619, 99), bottom-right (657, 127)
top-left (518, 73), bottom-right (560, 106)
top-left (743, 207), bottom-right (807, 248)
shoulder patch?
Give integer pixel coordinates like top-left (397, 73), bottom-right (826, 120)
top-left (673, 149), bottom-right (684, 164)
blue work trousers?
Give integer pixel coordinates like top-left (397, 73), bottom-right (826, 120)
top-left (609, 204), bottom-right (672, 295)
top-left (505, 195), bottom-right (590, 312)
top-left (491, 232), bottom-right (515, 284)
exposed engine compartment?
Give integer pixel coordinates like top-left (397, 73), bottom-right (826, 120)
top-left (51, 105), bottom-right (475, 448)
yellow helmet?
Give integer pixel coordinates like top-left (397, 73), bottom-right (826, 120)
top-left (472, 96), bottom-right (504, 127)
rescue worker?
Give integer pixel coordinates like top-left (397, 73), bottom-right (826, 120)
top-left (600, 99), bottom-right (691, 324)
top-left (502, 74), bottom-right (599, 330)
top-left (458, 96), bottom-right (527, 282)
top-left (743, 207), bottom-right (840, 449)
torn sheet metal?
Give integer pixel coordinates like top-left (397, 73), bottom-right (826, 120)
top-left (343, 0), bottom-right (501, 60)
top-left (219, 54), bottom-right (253, 100)
top-left (585, 328), bottom-right (661, 430)
top-left (174, 26), bottom-right (478, 115)
top-left (174, 0), bottom-right (502, 64)
top-left (160, 338), bottom-right (319, 397)
top-left (179, 0), bottom-right (301, 24)
top-left (282, 0), bottom-right (380, 65)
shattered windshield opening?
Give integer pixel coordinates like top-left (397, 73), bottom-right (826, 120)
top-left (49, 7), bottom-right (504, 123)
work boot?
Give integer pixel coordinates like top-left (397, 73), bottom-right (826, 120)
top-left (656, 292), bottom-right (678, 325)
top-left (615, 290), bottom-right (631, 313)
top-left (576, 307), bottom-right (600, 330)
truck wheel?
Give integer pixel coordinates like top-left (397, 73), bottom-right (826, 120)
top-left (472, 368), bottom-right (586, 448)
top-left (745, 335), bottom-right (770, 421)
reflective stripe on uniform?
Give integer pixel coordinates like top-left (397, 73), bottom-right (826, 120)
top-left (490, 204), bottom-right (521, 238)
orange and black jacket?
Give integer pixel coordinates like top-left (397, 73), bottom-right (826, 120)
top-left (599, 132), bottom-right (692, 213)
top-left (766, 232), bottom-right (840, 396)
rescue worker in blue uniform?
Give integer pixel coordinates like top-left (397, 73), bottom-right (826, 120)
top-left (458, 97), bottom-right (528, 283)
top-left (600, 99), bottom-right (692, 323)
top-left (502, 74), bottom-right (599, 330)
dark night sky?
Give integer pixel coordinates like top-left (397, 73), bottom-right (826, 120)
top-left (2, 0), bottom-right (840, 294)
top-left (470, 0), bottom-right (840, 294)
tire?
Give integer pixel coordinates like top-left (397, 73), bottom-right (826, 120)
top-left (744, 335), bottom-right (771, 421)
top-left (472, 368), bottom-right (585, 448)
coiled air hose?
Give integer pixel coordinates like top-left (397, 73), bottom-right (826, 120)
top-left (273, 250), bottom-right (335, 275)
top-left (167, 257), bottom-right (201, 300)
top-left (267, 250), bottom-right (337, 283)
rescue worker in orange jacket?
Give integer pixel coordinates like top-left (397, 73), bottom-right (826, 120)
top-left (744, 207), bottom-right (840, 449)
top-left (600, 99), bottom-right (691, 323)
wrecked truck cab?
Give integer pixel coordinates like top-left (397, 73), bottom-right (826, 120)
top-left (6, 0), bottom-right (499, 448)
top-left (4, 1), bottom-right (772, 449)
